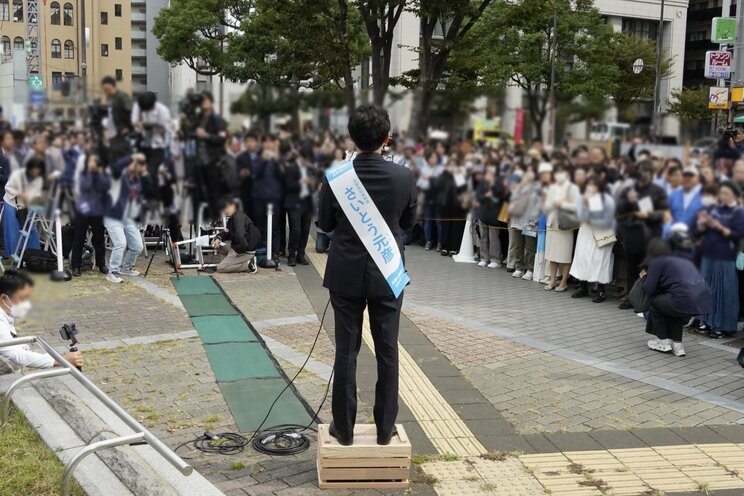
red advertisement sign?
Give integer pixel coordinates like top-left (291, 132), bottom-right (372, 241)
top-left (514, 108), bottom-right (525, 145)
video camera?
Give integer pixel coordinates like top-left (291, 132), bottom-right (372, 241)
top-left (180, 91), bottom-right (204, 121)
top-left (718, 125), bottom-right (739, 140)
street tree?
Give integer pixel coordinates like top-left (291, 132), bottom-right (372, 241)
top-left (351, 0), bottom-right (407, 106)
top-left (154, 0), bottom-right (368, 130)
top-left (466, 0), bottom-right (616, 141)
top-left (667, 86), bottom-right (711, 125)
top-left (608, 32), bottom-right (673, 122)
top-left (402, 0), bottom-right (493, 140)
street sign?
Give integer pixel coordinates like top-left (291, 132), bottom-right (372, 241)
top-left (708, 87), bottom-right (729, 110)
top-left (712, 17), bottom-right (737, 44)
top-left (733, 87), bottom-right (744, 103)
top-left (632, 58), bottom-right (644, 75)
top-left (28, 74), bottom-right (44, 90)
top-left (705, 51), bottom-right (732, 79)
top-left (29, 90), bottom-right (45, 106)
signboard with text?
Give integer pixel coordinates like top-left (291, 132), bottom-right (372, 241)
top-left (709, 87), bottom-right (729, 110)
top-left (712, 17), bottom-right (737, 44)
top-left (705, 51), bottom-right (732, 79)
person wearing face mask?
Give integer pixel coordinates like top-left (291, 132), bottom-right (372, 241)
top-left (0, 270), bottom-right (84, 371)
top-left (616, 160), bottom-right (669, 310)
top-left (436, 159), bottom-right (467, 256)
top-left (542, 163), bottom-right (580, 292)
top-left (3, 157), bottom-right (45, 257)
top-left (476, 164), bottom-right (506, 268)
top-left (508, 167), bottom-right (540, 280)
top-left (694, 181), bottom-right (744, 338)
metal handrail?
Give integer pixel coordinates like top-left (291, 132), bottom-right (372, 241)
top-left (0, 335), bottom-right (193, 479)
top-left (1, 368), bottom-right (71, 426)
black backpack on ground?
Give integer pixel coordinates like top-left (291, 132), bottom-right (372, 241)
top-left (23, 249), bottom-right (57, 273)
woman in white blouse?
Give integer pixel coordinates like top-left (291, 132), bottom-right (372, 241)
top-left (3, 157), bottom-right (44, 255)
top-left (542, 162), bottom-right (580, 292)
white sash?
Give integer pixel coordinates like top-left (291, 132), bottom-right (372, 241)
top-left (326, 162), bottom-right (409, 298)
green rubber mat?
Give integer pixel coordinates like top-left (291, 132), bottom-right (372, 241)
top-left (171, 276), bottom-right (222, 295)
top-left (203, 342), bottom-right (281, 381)
top-left (190, 316), bottom-right (258, 343)
top-left (179, 294), bottom-right (238, 316)
top-left (219, 378), bottom-right (314, 430)
top-left (172, 276), bottom-right (315, 432)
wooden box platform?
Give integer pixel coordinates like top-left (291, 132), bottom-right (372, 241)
top-left (317, 424), bottom-right (411, 490)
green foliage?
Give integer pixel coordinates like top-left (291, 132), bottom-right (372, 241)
top-left (462, 0), bottom-right (616, 138)
top-left (667, 86), bottom-right (711, 123)
top-left (608, 32), bottom-right (672, 120)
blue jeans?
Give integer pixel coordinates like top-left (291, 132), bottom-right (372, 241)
top-left (104, 217), bottom-right (143, 274)
top-left (423, 202), bottom-right (442, 244)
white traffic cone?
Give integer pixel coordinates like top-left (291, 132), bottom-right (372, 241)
top-left (452, 216), bottom-right (478, 264)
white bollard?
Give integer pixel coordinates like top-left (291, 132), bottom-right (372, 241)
top-left (260, 203), bottom-right (278, 269)
top-left (51, 209), bottom-right (71, 281)
top-left (452, 215), bottom-right (478, 264)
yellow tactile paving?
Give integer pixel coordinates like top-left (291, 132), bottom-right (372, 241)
top-left (306, 249), bottom-right (486, 456)
top-left (521, 443), bottom-right (744, 495)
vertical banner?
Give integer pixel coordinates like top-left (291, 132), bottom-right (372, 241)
top-left (514, 108), bottom-right (525, 145)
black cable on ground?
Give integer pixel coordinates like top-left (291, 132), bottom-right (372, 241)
top-left (174, 298), bottom-right (333, 457)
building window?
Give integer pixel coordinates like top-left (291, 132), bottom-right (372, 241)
top-left (115, 37), bottom-right (122, 50)
top-left (64, 40), bottom-right (74, 59)
top-left (12, 0), bottom-right (21, 21)
top-left (63, 2), bottom-right (73, 25)
top-left (100, 11), bottom-right (107, 24)
top-left (622, 18), bottom-right (658, 41)
top-left (0, 0), bottom-right (8, 22)
top-left (114, 4), bottom-right (121, 16)
top-left (115, 69), bottom-right (123, 81)
top-left (1, 36), bottom-right (10, 54)
top-left (50, 1), bottom-right (60, 24)
top-left (52, 71), bottom-right (63, 90)
top-left (51, 38), bottom-right (61, 58)
top-left (688, 31), bottom-right (707, 42)
top-left (101, 44), bottom-right (109, 57)
top-left (13, 36), bottom-right (23, 50)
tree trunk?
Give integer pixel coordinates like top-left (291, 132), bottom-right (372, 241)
top-left (289, 85), bottom-right (302, 137)
top-left (371, 39), bottom-right (386, 106)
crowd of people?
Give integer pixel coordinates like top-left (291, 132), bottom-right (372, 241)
top-left (1, 80), bottom-right (744, 361)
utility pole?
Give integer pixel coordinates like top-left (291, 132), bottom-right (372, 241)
top-left (733, 0), bottom-right (744, 89)
top-left (547, 9), bottom-right (557, 148)
top-left (652, 0), bottom-right (665, 141)
top-left (719, 0), bottom-right (731, 130)
top-left (80, 0), bottom-right (88, 105)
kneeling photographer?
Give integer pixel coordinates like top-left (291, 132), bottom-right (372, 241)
top-left (212, 199), bottom-right (259, 274)
top-left (0, 270), bottom-right (83, 371)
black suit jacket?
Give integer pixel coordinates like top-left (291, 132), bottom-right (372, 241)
top-left (282, 160), bottom-right (316, 210)
top-left (0, 153), bottom-right (10, 200)
top-left (318, 152), bottom-right (417, 298)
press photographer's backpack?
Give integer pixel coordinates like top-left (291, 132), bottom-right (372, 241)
top-left (23, 249), bottom-right (57, 273)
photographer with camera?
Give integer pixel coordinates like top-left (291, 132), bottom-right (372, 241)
top-left (103, 153), bottom-right (153, 284)
top-left (132, 91), bottom-right (173, 183)
top-left (193, 92), bottom-right (228, 220)
top-left (101, 76), bottom-right (133, 165)
top-left (0, 270), bottom-right (83, 370)
top-left (70, 154), bottom-right (110, 277)
top-left (212, 199), bottom-right (259, 274)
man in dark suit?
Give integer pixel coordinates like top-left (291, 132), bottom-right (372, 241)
top-left (283, 145), bottom-right (316, 267)
top-left (318, 105), bottom-right (417, 446)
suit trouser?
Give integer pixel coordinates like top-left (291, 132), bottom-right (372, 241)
top-left (330, 290), bottom-right (403, 440)
top-left (287, 198), bottom-right (313, 257)
top-left (479, 222), bottom-right (501, 263)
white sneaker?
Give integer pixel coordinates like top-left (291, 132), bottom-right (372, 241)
top-left (671, 342), bottom-right (686, 357)
top-left (478, 260), bottom-right (488, 267)
top-left (522, 270), bottom-right (533, 280)
top-left (119, 268), bottom-right (140, 276)
top-left (512, 270), bottom-right (524, 278)
top-left (487, 262), bottom-right (501, 269)
top-left (106, 273), bottom-right (123, 284)
top-left (647, 338), bottom-right (672, 353)
top-left (247, 258), bottom-right (258, 274)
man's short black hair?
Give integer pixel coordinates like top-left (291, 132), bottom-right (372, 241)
top-left (202, 91), bottom-right (215, 103)
top-left (101, 76), bottom-right (116, 87)
top-left (0, 269), bottom-right (33, 298)
top-left (348, 105), bottom-right (390, 153)
top-left (219, 197), bottom-right (238, 211)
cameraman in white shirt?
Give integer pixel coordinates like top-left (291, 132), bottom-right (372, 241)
top-left (0, 270), bottom-right (83, 370)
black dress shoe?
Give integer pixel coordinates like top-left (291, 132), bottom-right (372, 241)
top-left (328, 422), bottom-right (353, 446)
top-left (98, 266), bottom-right (109, 275)
top-left (571, 287), bottom-right (588, 299)
top-left (618, 300), bottom-right (633, 310)
top-left (288, 256), bottom-right (297, 267)
top-left (72, 268), bottom-right (81, 277)
top-left (377, 427), bottom-right (398, 446)
top-left (297, 256), bottom-right (309, 266)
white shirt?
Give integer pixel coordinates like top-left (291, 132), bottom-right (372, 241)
top-left (0, 310), bottom-right (54, 369)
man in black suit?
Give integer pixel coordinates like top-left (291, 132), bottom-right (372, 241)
top-left (283, 146), bottom-right (316, 267)
top-left (318, 105), bottom-right (417, 446)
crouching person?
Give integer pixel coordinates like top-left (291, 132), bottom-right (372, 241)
top-left (0, 270), bottom-right (83, 371)
top-left (213, 199), bottom-right (259, 274)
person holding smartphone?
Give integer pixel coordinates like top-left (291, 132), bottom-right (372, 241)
top-left (71, 154), bottom-right (111, 277)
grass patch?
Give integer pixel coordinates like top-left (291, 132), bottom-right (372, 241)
top-left (0, 406), bottom-right (84, 495)
top-left (231, 462), bottom-right (246, 471)
top-left (411, 453), bottom-right (459, 465)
